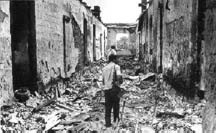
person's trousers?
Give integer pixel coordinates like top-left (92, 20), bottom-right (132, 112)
top-left (104, 87), bottom-right (120, 126)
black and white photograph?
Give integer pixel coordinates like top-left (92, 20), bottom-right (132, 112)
top-left (0, 0), bottom-right (215, 132)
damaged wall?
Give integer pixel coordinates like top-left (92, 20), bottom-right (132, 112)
top-left (162, 0), bottom-right (199, 97)
top-left (202, 0), bottom-right (216, 131)
top-left (137, 11), bottom-right (148, 70)
top-left (137, 0), bottom-right (199, 97)
top-left (93, 18), bottom-right (107, 60)
top-left (0, 0), bottom-right (107, 102)
top-left (35, 0), bottom-right (107, 86)
top-left (10, 1), bottom-right (37, 90)
top-left (137, 0), bottom-right (161, 73)
top-left (0, 2), bottom-right (13, 106)
top-left (106, 23), bottom-right (136, 55)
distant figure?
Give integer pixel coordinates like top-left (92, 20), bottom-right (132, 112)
top-left (102, 54), bottom-right (123, 127)
top-left (107, 45), bottom-right (117, 59)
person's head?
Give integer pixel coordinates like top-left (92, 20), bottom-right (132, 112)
top-left (108, 54), bottom-right (117, 63)
top-left (111, 45), bottom-right (116, 50)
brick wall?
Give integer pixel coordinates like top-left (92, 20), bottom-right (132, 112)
top-left (0, 0), bottom-right (107, 101)
top-left (35, 0), bottom-right (107, 86)
top-left (0, 2), bottom-right (13, 106)
top-left (202, 0), bottom-right (216, 131)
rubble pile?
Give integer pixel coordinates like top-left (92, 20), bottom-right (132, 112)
top-left (119, 76), bottom-right (204, 133)
top-left (0, 57), bottom-right (204, 132)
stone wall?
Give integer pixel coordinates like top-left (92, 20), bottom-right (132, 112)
top-left (137, 0), bottom-right (199, 97)
top-left (106, 24), bottom-right (136, 55)
top-left (137, 0), bottom-right (161, 73)
top-left (162, 0), bottom-right (199, 97)
top-left (0, 0), bottom-right (107, 103)
top-left (35, 0), bottom-right (107, 86)
top-left (95, 20), bottom-right (107, 60)
top-left (0, 2), bottom-right (13, 106)
top-left (202, 0), bottom-right (216, 132)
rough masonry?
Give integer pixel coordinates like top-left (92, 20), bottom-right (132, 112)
top-left (202, 0), bottom-right (216, 132)
top-left (0, 2), bottom-right (13, 106)
top-left (137, 0), bottom-right (199, 97)
top-left (0, 0), bottom-right (107, 105)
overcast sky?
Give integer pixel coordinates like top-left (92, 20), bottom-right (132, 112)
top-left (83, 0), bottom-right (141, 23)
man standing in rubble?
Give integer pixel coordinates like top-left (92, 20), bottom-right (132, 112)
top-left (102, 54), bottom-right (123, 127)
top-left (107, 45), bottom-right (117, 59)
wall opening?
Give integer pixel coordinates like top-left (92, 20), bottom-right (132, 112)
top-left (116, 33), bottom-right (129, 49)
top-left (104, 30), bottom-right (106, 54)
top-left (145, 14), bottom-right (149, 55)
top-left (93, 24), bottom-right (96, 61)
top-left (149, 15), bottom-right (154, 71)
top-left (197, 0), bottom-right (206, 81)
top-left (159, 2), bottom-right (163, 73)
top-left (63, 15), bottom-right (72, 77)
top-left (149, 15), bottom-right (153, 46)
top-left (71, 15), bottom-right (84, 72)
top-left (10, 1), bottom-right (37, 91)
top-left (100, 33), bottom-right (102, 58)
top-left (83, 18), bottom-right (88, 64)
top-left (196, 0), bottom-right (206, 98)
top-left (138, 32), bottom-right (142, 60)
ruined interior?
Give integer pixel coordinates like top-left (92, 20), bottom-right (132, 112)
top-left (0, 0), bottom-right (216, 132)
top-left (10, 1), bottom-right (37, 91)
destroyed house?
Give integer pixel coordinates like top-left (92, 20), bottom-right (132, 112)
top-left (137, 0), bottom-right (203, 98)
top-left (137, 0), bottom-right (216, 130)
top-left (106, 23), bottom-right (137, 55)
top-left (0, 0), bottom-right (107, 105)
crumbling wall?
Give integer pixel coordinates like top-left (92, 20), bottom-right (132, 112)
top-left (148, 0), bottom-right (158, 72)
top-left (138, 12), bottom-right (148, 72)
top-left (35, 0), bottom-right (107, 87)
top-left (0, 2), bottom-right (13, 106)
top-left (202, 0), bottom-right (216, 131)
top-left (106, 25), bottom-right (136, 55)
top-left (162, 0), bottom-right (198, 97)
top-left (94, 20), bottom-right (107, 60)
top-left (137, 0), bottom-right (199, 96)
top-left (138, 0), bottom-right (159, 73)
top-left (107, 28), bottom-right (117, 49)
top-left (128, 27), bottom-right (137, 55)
top-left (35, 0), bottom-right (66, 86)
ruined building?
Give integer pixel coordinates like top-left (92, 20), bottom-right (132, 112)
top-left (137, 0), bottom-right (216, 131)
top-left (0, 0), bottom-right (107, 105)
top-left (106, 23), bottom-right (137, 55)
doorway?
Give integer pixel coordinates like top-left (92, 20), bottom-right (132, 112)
top-left (104, 31), bottom-right (106, 55)
top-left (196, 0), bottom-right (206, 83)
top-left (159, 2), bottom-right (163, 73)
top-left (100, 33), bottom-right (102, 58)
top-left (10, 1), bottom-right (37, 91)
top-left (63, 15), bottom-right (72, 77)
top-left (83, 18), bottom-right (88, 64)
top-left (93, 24), bottom-right (96, 61)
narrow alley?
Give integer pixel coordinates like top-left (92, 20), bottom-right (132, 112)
top-left (0, 57), bottom-right (205, 132)
top-left (0, 0), bottom-right (216, 132)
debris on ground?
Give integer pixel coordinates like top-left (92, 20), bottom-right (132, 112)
top-left (0, 57), bottom-right (205, 132)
